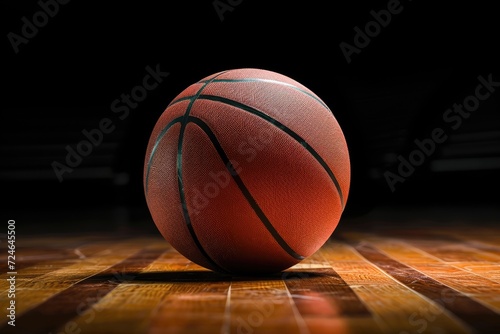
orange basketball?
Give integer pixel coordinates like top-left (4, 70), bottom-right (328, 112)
top-left (143, 68), bottom-right (350, 275)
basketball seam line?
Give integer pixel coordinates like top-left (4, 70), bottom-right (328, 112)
top-left (196, 77), bottom-right (331, 111)
top-left (164, 86), bottom-right (345, 208)
top-left (176, 71), bottom-right (233, 274)
top-left (146, 114), bottom-right (229, 273)
top-left (187, 116), bottom-right (306, 261)
top-left (145, 73), bottom-right (340, 271)
top-left (144, 116), bottom-right (184, 194)
top-left (145, 108), bottom-right (307, 263)
top-left (196, 94), bottom-right (345, 209)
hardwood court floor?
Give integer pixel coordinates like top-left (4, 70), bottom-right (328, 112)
top-left (1, 207), bottom-right (500, 334)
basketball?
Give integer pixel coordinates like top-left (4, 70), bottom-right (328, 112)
top-left (143, 68), bottom-right (350, 275)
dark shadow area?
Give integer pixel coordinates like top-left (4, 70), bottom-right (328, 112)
top-left (93, 269), bottom-right (332, 284)
top-left (2, 1), bottom-right (499, 233)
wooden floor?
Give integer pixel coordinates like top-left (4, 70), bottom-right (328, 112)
top-left (1, 209), bottom-right (500, 334)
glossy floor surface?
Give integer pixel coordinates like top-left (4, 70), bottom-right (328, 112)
top-left (1, 208), bottom-right (500, 334)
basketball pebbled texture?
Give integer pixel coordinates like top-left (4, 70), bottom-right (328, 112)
top-left (144, 68), bottom-right (350, 275)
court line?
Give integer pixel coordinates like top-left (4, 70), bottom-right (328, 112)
top-left (283, 281), bottom-right (310, 334)
top-left (220, 283), bottom-right (232, 334)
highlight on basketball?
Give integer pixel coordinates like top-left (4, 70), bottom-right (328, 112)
top-left (143, 68), bottom-right (350, 275)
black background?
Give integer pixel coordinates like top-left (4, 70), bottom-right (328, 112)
top-left (2, 0), bottom-right (499, 233)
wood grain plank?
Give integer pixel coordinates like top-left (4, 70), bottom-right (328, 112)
top-left (1, 221), bottom-right (498, 334)
top-left (0, 245), bottom-right (166, 334)
top-left (385, 230), bottom-right (500, 285)
top-left (80, 247), bottom-right (233, 334)
top-left (379, 226), bottom-right (500, 262)
top-left (404, 240), bottom-right (500, 263)
top-left (365, 237), bottom-right (500, 313)
top-left (60, 245), bottom-right (192, 334)
top-left (148, 280), bottom-right (230, 334)
top-left (143, 252), bottom-right (232, 334)
top-left (451, 263), bottom-right (500, 284)
top-left (284, 267), bottom-right (376, 334)
top-left (346, 238), bottom-right (500, 333)
top-left (0, 235), bottom-right (87, 273)
top-left (223, 279), bottom-right (306, 334)
top-left (320, 241), bottom-right (472, 334)
top-left (0, 240), bottom-right (149, 318)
